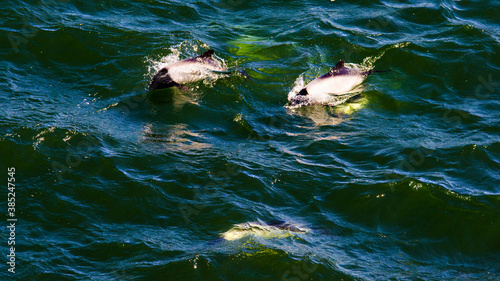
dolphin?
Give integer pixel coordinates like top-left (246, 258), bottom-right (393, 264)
top-left (218, 220), bottom-right (309, 242)
top-left (289, 59), bottom-right (380, 107)
top-left (149, 49), bottom-right (227, 91)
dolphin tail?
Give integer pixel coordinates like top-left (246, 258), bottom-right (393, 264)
top-left (210, 68), bottom-right (251, 79)
top-left (365, 69), bottom-right (390, 76)
top-left (236, 69), bottom-right (251, 79)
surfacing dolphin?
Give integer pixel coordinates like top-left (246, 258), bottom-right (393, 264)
top-left (149, 49), bottom-right (227, 91)
top-left (289, 59), bottom-right (383, 107)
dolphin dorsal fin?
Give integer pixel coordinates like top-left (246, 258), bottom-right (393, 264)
top-left (198, 49), bottom-right (215, 59)
top-left (330, 59), bottom-right (345, 72)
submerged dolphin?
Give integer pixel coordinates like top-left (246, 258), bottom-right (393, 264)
top-left (219, 220), bottom-right (309, 241)
top-left (149, 49), bottom-right (226, 90)
top-left (289, 59), bottom-right (379, 107)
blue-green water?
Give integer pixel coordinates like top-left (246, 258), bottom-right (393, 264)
top-left (1, 0), bottom-right (500, 280)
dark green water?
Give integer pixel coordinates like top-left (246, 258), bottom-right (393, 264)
top-left (1, 0), bottom-right (500, 280)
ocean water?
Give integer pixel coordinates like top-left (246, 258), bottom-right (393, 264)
top-left (1, 0), bottom-right (499, 280)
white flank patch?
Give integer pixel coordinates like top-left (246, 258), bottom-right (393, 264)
top-left (167, 62), bottom-right (215, 84)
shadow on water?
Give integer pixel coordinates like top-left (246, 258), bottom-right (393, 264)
top-left (147, 87), bottom-right (179, 104)
top-left (107, 85), bottom-right (204, 117)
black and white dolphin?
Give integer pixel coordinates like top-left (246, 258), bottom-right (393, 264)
top-left (149, 49), bottom-right (226, 91)
top-left (289, 59), bottom-right (381, 107)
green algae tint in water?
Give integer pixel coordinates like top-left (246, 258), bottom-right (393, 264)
top-left (1, 0), bottom-right (499, 280)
